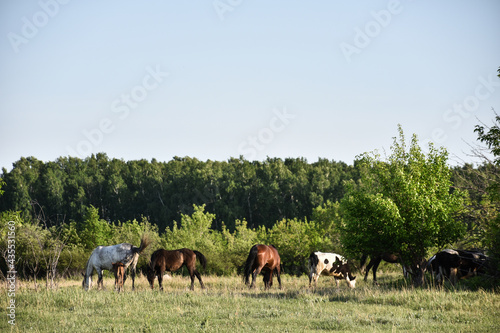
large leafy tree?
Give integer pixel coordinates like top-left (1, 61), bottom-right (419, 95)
top-left (474, 108), bottom-right (500, 275)
top-left (340, 126), bottom-right (467, 286)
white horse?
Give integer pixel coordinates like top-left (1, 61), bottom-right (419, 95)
top-left (82, 235), bottom-right (150, 291)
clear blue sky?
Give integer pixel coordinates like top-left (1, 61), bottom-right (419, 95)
top-left (1, 0), bottom-right (499, 171)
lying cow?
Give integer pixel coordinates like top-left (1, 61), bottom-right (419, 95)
top-left (309, 252), bottom-right (356, 288)
top-left (428, 249), bottom-right (489, 286)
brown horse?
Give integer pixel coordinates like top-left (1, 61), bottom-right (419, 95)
top-left (112, 262), bottom-right (126, 292)
top-left (147, 248), bottom-right (206, 291)
top-left (243, 244), bottom-right (282, 290)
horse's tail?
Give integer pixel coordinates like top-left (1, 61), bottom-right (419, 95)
top-left (133, 234), bottom-right (152, 255)
top-left (193, 250), bottom-right (207, 270)
top-left (243, 245), bottom-right (259, 285)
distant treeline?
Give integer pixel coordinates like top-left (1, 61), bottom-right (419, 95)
top-left (0, 154), bottom-right (359, 231)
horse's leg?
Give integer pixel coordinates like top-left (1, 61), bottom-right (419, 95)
top-left (194, 269), bottom-right (205, 289)
top-left (188, 268), bottom-right (196, 291)
top-left (372, 258), bottom-right (382, 284)
top-left (96, 268), bottom-right (103, 290)
top-left (265, 270), bottom-right (274, 290)
top-left (364, 258), bottom-right (375, 281)
top-left (131, 266), bottom-right (136, 291)
top-left (276, 267), bottom-right (282, 290)
top-left (360, 254), bottom-right (368, 274)
top-left (262, 270), bottom-right (270, 290)
top-left (250, 266), bottom-right (262, 289)
top-left (158, 271), bottom-right (164, 291)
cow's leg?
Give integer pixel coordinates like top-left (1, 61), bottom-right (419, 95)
top-left (312, 273), bottom-right (320, 287)
top-left (450, 267), bottom-right (458, 286)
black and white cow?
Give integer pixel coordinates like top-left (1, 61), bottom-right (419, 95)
top-left (427, 249), bottom-right (461, 285)
top-left (427, 249), bottom-right (489, 285)
top-left (308, 252), bottom-right (356, 288)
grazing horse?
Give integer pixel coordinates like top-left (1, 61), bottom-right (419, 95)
top-left (147, 248), bottom-right (206, 291)
top-left (243, 244), bottom-right (282, 290)
top-left (309, 252), bottom-right (356, 289)
top-left (112, 262), bottom-right (126, 292)
top-left (360, 253), bottom-right (409, 284)
top-left (82, 234), bottom-right (150, 291)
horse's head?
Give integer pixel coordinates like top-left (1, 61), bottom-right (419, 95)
top-left (146, 265), bottom-right (155, 289)
top-left (81, 272), bottom-right (92, 291)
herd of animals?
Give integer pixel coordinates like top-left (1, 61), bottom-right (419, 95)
top-left (81, 235), bottom-right (490, 292)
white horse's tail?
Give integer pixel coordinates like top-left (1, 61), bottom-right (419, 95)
top-left (133, 234), bottom-right (152, 255)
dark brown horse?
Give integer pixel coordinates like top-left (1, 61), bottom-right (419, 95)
top-left (360, 253), bottom-right (409, 284)
top-left (147, 248), bottom-right (206, 291)
top-left (243, 244), bottom-right (282, 290)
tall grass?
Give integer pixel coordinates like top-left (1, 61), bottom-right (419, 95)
top-left (2, 273), bottom-right (499, 332)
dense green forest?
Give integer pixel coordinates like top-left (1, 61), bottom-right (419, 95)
top-left (0, 155), bottom-right (357, 231)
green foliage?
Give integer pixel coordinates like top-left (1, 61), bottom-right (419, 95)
top-left (221, 219), bottom-right (262, 274)
top-left (266, 217), bottom-right (334, 274)
top-left (79, 205), bottom-right (113, 249)
top-left (163, 205), bottom-right (229, 274)
top-left (0, 154), bottom-right (355, 231)
top-left (474, 109), bottom-right (500, 275)
top-left (340, 126), bottom-right (467, 286)
top-left (0, 177), bottom-right (5, 197)
top-left (340, 190), bottom-right (402, 257)
top-left (112, 217), bottom-right (162, 269)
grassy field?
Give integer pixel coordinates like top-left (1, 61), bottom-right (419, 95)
top-left (2, 273), bottom-right (499, 332)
